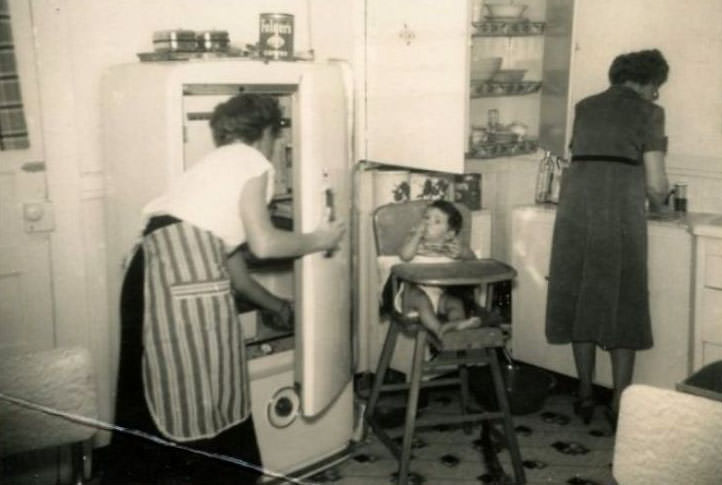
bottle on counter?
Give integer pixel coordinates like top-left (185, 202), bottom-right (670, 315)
top-left (534, 150), bottom-right (554, 203)
top-left (673, 183), bottom-right (688, 212)
top-left (548, 156), bottom-right (568, 204)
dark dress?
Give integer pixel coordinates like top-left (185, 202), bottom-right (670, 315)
top-left (545, 85), bottom-right (667, 350)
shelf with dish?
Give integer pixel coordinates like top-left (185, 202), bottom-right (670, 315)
top-left (469, 59), bottom-right (543, 98)
top-left (466, 139), bottom-right (538, 160)
top-left (472, 20), bottom-right (545, 37)
top-left (471, 2), bottom-right (545, 37)
top-left (471, 80), bottom-right (542, 98)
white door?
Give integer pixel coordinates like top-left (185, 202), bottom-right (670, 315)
top-left (0, 0), bottom-right (54, 356)
top-left (295, 64), bottom-right (352, 417)
top-left (363, 0), bottom-right (468, 173)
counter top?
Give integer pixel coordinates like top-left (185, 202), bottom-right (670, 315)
top-left (514, 203), bottom-right (722, 237)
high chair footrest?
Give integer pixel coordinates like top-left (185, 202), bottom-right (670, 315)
top-left (441, 327), bottom-right (505, 350)
top-left (378, 377), bottom-right (461, 393)
top-left (413, 411), bottom-right (504, 429)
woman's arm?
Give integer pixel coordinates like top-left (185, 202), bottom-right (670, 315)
top-left (226, 250), bottom-right (286, 314)
top-left (643, 150), bottom-right (671, 212)
top-left (241, 173), bottom-right (345, 259)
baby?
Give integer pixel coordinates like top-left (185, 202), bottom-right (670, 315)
top-left (398, 200), bottom-right (482, 342)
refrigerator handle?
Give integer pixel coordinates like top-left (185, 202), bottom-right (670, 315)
top-left (323, 170), bottom-right (335, 258)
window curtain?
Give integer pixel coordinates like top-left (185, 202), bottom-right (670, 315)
top-left (0, 0), bottom-right (29, 150)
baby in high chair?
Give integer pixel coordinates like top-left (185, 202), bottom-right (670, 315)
top-left (397, 200), bottom-right (482, 342)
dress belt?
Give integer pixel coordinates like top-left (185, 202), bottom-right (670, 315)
top-left (571, 155), bottom-right (639, 165)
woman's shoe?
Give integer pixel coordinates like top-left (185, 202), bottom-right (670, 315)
top-left (573, 398), bottom-right (595, 425)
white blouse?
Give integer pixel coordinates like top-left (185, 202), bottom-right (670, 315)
top-left (143, 142), bottom-right (275, 251)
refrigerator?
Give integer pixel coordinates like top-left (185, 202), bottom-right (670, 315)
top-left (102, 59), bottom-right (354, 477)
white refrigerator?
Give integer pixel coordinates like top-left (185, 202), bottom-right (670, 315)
top-left (102, 59), bottom-right (354, 477)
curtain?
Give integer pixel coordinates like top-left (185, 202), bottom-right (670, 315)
top-left (0, 0), bottom-right (29, 150)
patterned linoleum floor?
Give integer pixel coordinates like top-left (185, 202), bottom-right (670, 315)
top-left (308, 386), bottom-right (617, 485)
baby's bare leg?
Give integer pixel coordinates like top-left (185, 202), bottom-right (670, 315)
top-left (438, 293), bottom-right (481, 335)
top-left (402, 284), bottom-right (443, 337)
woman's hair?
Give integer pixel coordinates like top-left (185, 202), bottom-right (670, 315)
top-left (608, 49), bottom-right (669, 87)
top-left (210, 94), bottom-right (283, 147)
top-left (429, 200), bottom-right (463, 235)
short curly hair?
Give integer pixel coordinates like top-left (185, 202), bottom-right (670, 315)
top-left (428, 200), bottom-right (463, 235)
top-left (209, 94), bottom-right (282, 147)
top-left (608, 49), bottom-right (669, 87)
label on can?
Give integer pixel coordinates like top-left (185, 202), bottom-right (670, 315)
top-left (259, 13), bottom-right (294, 60)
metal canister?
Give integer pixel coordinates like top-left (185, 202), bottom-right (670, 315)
top-left (454, 173), bottom-right (482, 210)
top-left (259, 13), bottom-right (294, 60)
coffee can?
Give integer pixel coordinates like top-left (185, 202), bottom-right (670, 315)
top-left (259, 13), bottom-right (294, 60)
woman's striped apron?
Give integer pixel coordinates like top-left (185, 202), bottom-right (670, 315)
top-left (141, 221), bottom-right (250, 441)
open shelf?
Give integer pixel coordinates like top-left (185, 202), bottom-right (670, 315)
top-left (471, 81), bottom-right (542, 98)
top-left (472, 20), bottom-right (545, 37)
top-left (466, 139), bottom-right (538, 159)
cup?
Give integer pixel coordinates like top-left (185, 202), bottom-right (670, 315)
top-left (673, 183), bottom-right (688, 212)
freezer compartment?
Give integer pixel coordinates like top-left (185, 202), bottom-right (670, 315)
top-left (238, 259), bottom-right (295, 344)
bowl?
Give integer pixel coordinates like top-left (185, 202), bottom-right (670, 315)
top-left (469, 362), bottom-right (556, 415)
top-left (489, 131), bottom-right (517, 144)
top-left (484, 3), bottom-right (528, 20)
top-left (490, 69), bottom-right (527, 82)
top-left (470, 56), bottom-right (502, 81)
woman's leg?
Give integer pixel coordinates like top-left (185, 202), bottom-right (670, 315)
top-left (572, 341), bottom-right (596, 400)
top-left (188, 417), bottom-right (263, 484)
top-left (609, 348), bottom-right (635, 413)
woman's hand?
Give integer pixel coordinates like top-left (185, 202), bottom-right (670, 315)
top-left (315, 219), bottom-right (346, 251)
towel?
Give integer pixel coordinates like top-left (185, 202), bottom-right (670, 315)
top-left (613, 384), bottom-right (722, 484)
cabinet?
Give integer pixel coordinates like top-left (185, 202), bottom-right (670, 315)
top-left (362, 0), bottom-right (468, 172)
top-left (468, 0), bottom-right (574, 160)
top-left (361, 0), bottom-right (574, 172)
top-left (692, 230), bottom-right (722, 369)
top-left (511, 205), bottom-right (693, 390)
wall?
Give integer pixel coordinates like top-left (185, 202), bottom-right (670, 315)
top-left (571, 0), bottom-right (722, 213)
top-left (28, 0), bottom-right (358, 439)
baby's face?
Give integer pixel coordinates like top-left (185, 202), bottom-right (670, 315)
top-left (422, 207), bottom-right (454, 243)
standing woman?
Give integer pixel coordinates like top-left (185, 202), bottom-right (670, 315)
top-left (545, 49), bottom-right (671, 430)
top-left (110, 94), bottom-right (345, 483)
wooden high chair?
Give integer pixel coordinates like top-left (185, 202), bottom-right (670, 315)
top-left (364, 200), bottom-right (526, 485)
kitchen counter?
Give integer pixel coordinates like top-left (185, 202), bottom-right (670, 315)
top-left (511, 204), bottom-right (696, 389)
top-left (520, 203), bottom-right (722, 236)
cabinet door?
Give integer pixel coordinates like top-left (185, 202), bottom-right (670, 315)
top-left (511, 208), bottom-right (576, 376)
top-left (363, 0), bottom-right (468, 172)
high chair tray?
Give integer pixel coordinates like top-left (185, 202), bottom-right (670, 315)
top-left (391, 258), bottom-right (516, 286)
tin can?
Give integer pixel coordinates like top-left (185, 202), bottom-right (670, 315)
top-left (259, 13), bottom-right (294, 60)
top-left (197, 30), bottom-right (229, 52)
top-left (454, 173), bottom-right (482, 210)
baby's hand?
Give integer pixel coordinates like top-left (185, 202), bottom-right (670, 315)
top-left (411, 222), bottom-right (426, 238)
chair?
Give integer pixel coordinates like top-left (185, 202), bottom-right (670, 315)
top-left (613, 384), bottom-right (722, 485)
top-left (0, 347), bottom-right (98, 483)
top-left (363, 200), bottom-right (525, 485)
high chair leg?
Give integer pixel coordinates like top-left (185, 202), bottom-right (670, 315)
top-left (398, 328), bottom-right (428, 485)
top-left (488, 348), bottom-right (526, 484)
top-left (364, 322), bottom-right (400, 434)
top-left (459, 364), bottom-right (472, 434)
